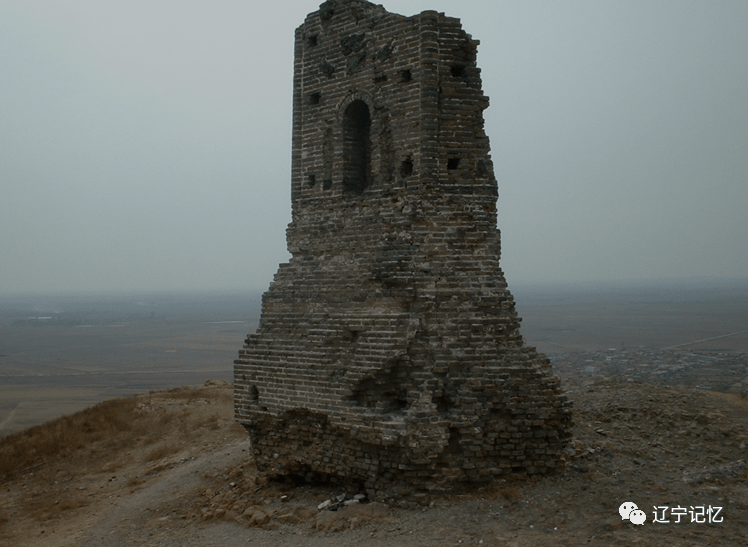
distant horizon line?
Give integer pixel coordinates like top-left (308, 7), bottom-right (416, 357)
top-left (2, 275), bottom-right (747, 299)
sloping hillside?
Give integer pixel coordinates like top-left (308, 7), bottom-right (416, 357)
top-left (1, 368), bottom-right (747, 547)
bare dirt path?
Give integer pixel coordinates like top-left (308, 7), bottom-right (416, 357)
top-left (77, 439), bottom-right (251, 547)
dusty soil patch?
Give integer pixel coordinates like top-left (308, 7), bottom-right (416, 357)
top-left (1, 367), bottom-right (747, 547)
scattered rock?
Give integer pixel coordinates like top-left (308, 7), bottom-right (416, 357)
top-left (683, 460), bottom-right (747, 484)
top-left (276, 512), bottom-right (301, 524)
top-left (243, 507), bottom-right (271, 527)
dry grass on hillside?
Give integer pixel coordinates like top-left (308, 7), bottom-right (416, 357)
top-left (0, 397), bottom-right (141, 480)
top-left (0, 382), bottom-right (244, 510)
top-left (1, 382), bottom-right (247, 546)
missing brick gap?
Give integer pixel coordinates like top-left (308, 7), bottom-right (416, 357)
top-left (450, 65), bottom-right (466, 78)
top-left (400, 156), bottom-right (413, 177)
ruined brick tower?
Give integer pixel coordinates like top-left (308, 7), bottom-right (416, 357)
top-left (235, 0), bottom-right (571, 500)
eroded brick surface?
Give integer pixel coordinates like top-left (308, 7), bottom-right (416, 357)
top-left (234, 0), bottom-right (572, 500)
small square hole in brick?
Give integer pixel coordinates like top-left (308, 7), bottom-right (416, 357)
top-left (447, 158), bottom-right (460, 170)
top-left (307, 35), bottom-right (318, 47)
top-left (374, 74), bottom-right (387, 84)
top-left (400, 69), bottom-right (412, 82)
top-left (310, 92), bottom-right (321, 105)
top-left (450, 65), bottom-right (466, 78)
top-left (320, 60), bottom-right (335, 78)
top-left (400, 157), bottom-right (413, 177)
top-left (307, 174), bottom-right (316, 187)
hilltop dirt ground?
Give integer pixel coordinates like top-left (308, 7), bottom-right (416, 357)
top-left (1, 363), bottom-right (747, 547)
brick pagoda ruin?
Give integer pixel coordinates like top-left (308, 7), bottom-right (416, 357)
top-left (235, 0), bottom-right (572, 500)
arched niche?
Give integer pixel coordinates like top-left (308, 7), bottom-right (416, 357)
top-left (341, 99), bottom-right (371, 195)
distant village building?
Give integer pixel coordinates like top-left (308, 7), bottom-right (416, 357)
top-left (235, 0), bottom-right (572, 500)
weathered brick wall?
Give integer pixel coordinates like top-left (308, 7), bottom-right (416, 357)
top-left (235, 0), bottom-right (572, 501)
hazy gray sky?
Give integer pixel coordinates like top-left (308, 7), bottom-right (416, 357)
top-left (2, 0), bottom-right (747, 293)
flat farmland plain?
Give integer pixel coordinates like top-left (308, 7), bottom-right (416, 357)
top-left (0, 291), bottom-right (261, 436)
top-left (513, 281), bottom-right (748, 354)
top-left (1, 281), bottom-right (746, 437)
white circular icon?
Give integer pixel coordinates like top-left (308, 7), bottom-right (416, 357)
top-left (619, 501), bottom-right (638, 520)
top-left (629, 509), bottom-right (647, 525)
